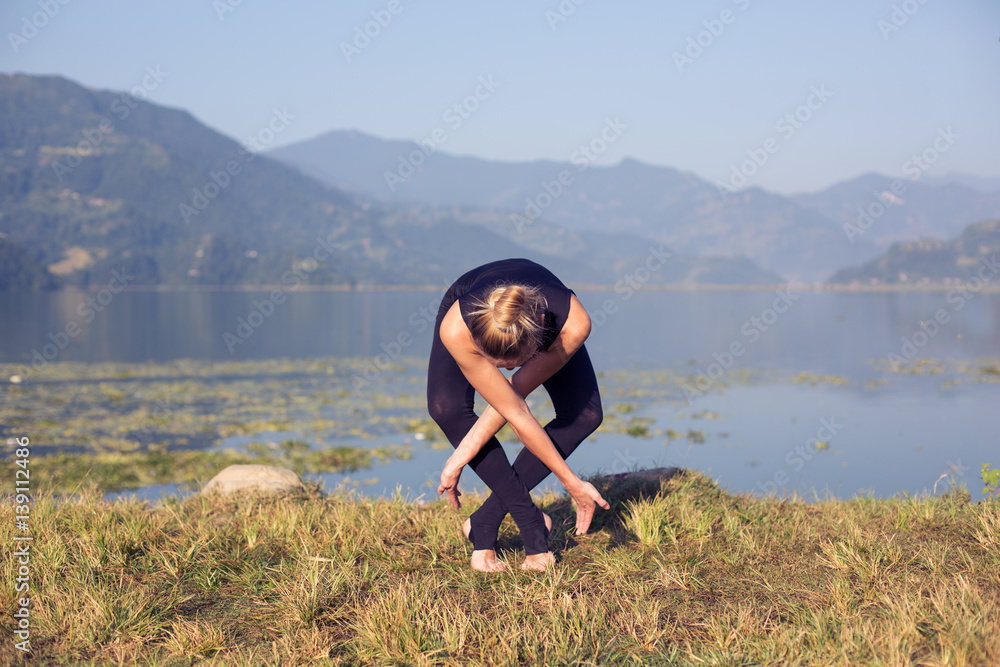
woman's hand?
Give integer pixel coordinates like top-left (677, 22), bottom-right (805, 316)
top-left (437, 456), bottom-right (464, 509)
top-left (567, 479), bottom-right (610, 535)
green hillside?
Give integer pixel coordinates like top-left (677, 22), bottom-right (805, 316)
top-left (0, 74), bottom-right (783, 289)
top-left (829, 219), bottom-right (1000, 286)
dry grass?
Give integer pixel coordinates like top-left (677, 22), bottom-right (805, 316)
top-left (1, 470), bottom-right (998, 666)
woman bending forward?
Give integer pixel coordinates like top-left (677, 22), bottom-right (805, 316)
top-left (428, 258), bottom-right (609, 572)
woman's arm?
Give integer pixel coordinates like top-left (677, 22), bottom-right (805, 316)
top-left (442, 295), bottom-right (592, 473)
top-left (437, 300), bottom-right (608, 534)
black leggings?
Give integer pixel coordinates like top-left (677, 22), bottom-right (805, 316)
top-left (426, 317), bottom-right (603, 555)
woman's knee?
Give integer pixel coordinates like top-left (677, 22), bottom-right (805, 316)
top-left (427, 389), bottom-right (471, 434)
top-left (580, 396), bottom-right (603, 435)
top-left (550, 394), bottom-right (603, 436)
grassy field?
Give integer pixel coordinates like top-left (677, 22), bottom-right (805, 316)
top-left (2, 469), bottom-right (998, 666)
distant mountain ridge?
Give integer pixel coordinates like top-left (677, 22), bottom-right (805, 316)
top-left (791, 172), bottom-right (1000, 249)
top-left (271, 130), bottom-right (1000, 283)
top-left (829, 219), bottom-right (1000, 286)
top-left (269, 131), bottom-right (859, 282)
top-left (0, 73), bottom-right (782, 289)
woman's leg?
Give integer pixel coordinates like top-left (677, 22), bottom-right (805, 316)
top-left (469, 344), bottom-right (603, 539)
top-left (426, 318), bottom-right (549, 555)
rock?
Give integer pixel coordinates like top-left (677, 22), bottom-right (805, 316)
top-left (9, 375), bottom-right (22, 384)
top-left (606, 467), bottom-right (679, 483)
top-left (631, 467), bottom-right (679, 483)
top-left (201, 464), bottom-right (305, 496)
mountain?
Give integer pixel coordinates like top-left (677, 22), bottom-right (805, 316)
top-left (0, 235), bottom-right (58, 289)
top-left (0, 73), bottom-right (397, 287)
top-left (270, 130), bottom-right (879, 282)
top-left (922, 172), bottom-right (1000, 194)
top-left (791, 172), bottom-right (1000, 249)
top-left (829, 219), bottom-right (1000, 286)
top-left (0, 74), bottom-right (781, 288)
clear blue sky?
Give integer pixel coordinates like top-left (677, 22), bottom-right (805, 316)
top-left (2, 0), bottom-right (998, 194)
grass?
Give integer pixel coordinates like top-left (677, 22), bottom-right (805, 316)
top-left (35, 439), bottom-right (411, 493)
top-left (2, 470), bottom-right (998, 665)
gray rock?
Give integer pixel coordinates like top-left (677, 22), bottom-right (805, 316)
top-left (605, 467), bottom-right (679, 483)
top-left (201, 464), bottom-right (304, 496)
top-left (631, 467), bottom-right (680, 483)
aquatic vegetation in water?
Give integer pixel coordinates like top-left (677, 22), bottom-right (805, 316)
top-left (871, 356), bottom-right (1000, 384)
top-left (791, 372), bottom-right (851, 386)
top-left (624, 417), bottom-right (655, 438)
top-left (685, 430), bottom-right (706, 444)
top-left (5, 355), bottom-right (997, 497)
top-left (982, 463), bottom-right (1000, 500)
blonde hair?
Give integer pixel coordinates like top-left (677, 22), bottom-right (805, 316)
top-left (466, 284), bottom-right (547, 364)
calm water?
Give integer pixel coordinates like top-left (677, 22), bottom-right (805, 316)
top-left (2, 289), bottom-right (998, 502)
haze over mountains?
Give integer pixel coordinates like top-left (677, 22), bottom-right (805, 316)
top-left (270, 130), bottom-right (1000, 283)
top-left (2, 73), bottom-right (999, 289)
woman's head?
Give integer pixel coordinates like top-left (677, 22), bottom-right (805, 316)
top-left (467, 283), bottom-right (547, 367)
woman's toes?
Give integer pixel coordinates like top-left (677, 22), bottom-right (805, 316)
top-left (521, 552), bottom-right (556, 572)
top-left (470, 549), bottom-right (506, 573)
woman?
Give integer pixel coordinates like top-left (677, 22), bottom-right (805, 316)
top-left (427, 258), bottom-right (609, 572)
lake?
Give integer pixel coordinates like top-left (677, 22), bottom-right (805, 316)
top-left (2, 288), bottom-right (998, 503)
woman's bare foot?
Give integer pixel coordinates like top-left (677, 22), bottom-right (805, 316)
top-left (521, 551), bottom-right (556, 571)
top-left (462, 517), bottom-right (507, 572)
top-left (521, 514), bottom-right (555, 571)
top-left (461, 513), bottom-right (554, 572)
top-left (470, 549), bottom-right (507, 572)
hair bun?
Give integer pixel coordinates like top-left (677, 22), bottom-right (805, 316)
top-left (467, 282), bottom-right (546, 364)
top-left (491, 285), bottom-right (526, 330)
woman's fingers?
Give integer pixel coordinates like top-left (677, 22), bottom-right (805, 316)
top-left (595, 491), bottom-right (610, 510)
top-left (572, 482), bottom-right (610, 535)
top-left (575, 503), bottom-right (595, 535)
top-left (437, 481), bottom-right (462, 509)
top-left (438, 463), bottom-right (464, 509)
